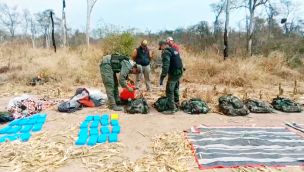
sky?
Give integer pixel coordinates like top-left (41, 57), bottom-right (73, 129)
top-left (0, 0), bottom-right (303, 33)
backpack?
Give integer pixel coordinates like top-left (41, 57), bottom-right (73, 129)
top-left (244, 99), bottom-right (273, 113)
top-left (271, 97), bottom-right (302, 113)
top-left (219, 95), bottom-right (249, 116)
top-left (153, 97), bottom-right (169, 112)
top-left (126, 98), bottom-right (149, 114)
top-left (181, 98), bottom-right (210, 114)
top-left (58, 101), bottom-right (82, 113)
top-left (0, 112), bottom-right (14, 123)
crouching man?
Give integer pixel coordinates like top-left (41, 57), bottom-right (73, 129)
top-left (100, 54), bottom-right (141, 111)
top-left (159, 40), bottom-right (184, 114)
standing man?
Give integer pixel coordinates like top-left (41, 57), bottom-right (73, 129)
top-left (100, 54), bottom-right (141, 111)
top-left (132, 40), bottom-right (152, 91)
top-left (166, 37), bottom-right (180, 53)
top-left (159, 40), bottom-right (184, 114)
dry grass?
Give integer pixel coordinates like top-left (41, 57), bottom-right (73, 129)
top-left (0, 44), bottom-right (303, 106)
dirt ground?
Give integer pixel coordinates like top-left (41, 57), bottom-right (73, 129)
top-left (1, 92), bottom-right (304, 172)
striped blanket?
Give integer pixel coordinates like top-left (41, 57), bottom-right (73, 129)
top-left (187, 126), bottom-right (304, 170)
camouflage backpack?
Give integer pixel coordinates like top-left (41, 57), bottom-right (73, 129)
top-left (218, 95), bottom-right (249, 116)
top-left (244, 99), bottom-right (273, 113)
top-left (153, 97), bottom-right (169, 112)
top-left (126, 98), bottom-right (149, 114)
top-left (271, 97), bottom-right (302, 113)
top-left (181, 98), bottom-right (210, 114)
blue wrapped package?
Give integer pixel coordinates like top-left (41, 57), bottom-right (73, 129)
top-left (20, 133), bottom-right (31, 142)
top-left (20, 125), bottom-right (33, 133)
top-left (101, 119), bottom-right (109, 126)
top-left (0, 136), bottom-right (5, 143)
top-left (97, 134), bottom-right (107, 143)
top-left (111, 120), bottom-right (119, 126)
top-left (101, 114), bottom-right (109, 120)
top-left (100, 126), bottom-right (110, 134)
top-left (19, 119), bottom-right (29, 125)
top-left (36, 117), bottom-right (46, 124)
top-left (78, 128), bottom-right (88, 136)
top-left (27, 118), bottom-right (37, 125)
top-left (90, 128), bottom-right (99, 136)
top-left (6, 134), bottom-right (19, 141)
top-left (85, 116), bottom-right (94, 121)
top-left (111, 126), bottom-right (121, 134)
top-left (7, 126), bottom-right (21, 134)
top-left (32, 124), bottom-right (43, 132)
top-left (80, 121), bottom-right (90, 129)
top-left (90, 121), bottom-right (99, 128)
top-left (93, 116), bottom-right (101, 121)
top-left (8, 119), bottom-right (21, 126)
top-left (0, 127), bottom-right (10, 134)
top-left (87, 135), bottom-right (98, 146)
top-left (108, 134), bottom-right (118, 143)
top-left (75, 134), bottom-right (88, 145)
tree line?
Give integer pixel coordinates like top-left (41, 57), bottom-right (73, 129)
top-left (0, 0), bottom-right (303, 58)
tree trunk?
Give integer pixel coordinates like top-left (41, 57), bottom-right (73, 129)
top-left (86, 0), bottom-right (91, 48)
top-left (223, 0), bottom-right (230, 60)
top-left (62, 11), bottom-right (67, 47)
top-left (62, 0), bottom-right (67, 48)
top-left (31, 37), bottom-right (35, 49)
top-left (247, 9), bottom-right (254, 56)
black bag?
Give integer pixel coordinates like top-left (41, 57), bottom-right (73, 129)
top-left (126, 98), bottom-right (149, 114)
top-left (181, 98), bottom-right (210, 114)
top-left (271, 97), bottom-right (302, 113)
top-left (58, 101), bottom-right (82, 113)
top-left (219, 95), bottom-right (249, 116)
top-left (244, 99), bottom-right (273, 113)
top-left (153, 97), bottom-right (169, 112)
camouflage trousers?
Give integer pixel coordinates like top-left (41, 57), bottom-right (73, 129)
top-left (166, 74), bottom-right (182, 110)
top-left (100, 63), bottom-right (120, 107)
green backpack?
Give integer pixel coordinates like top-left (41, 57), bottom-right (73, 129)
top-left (126, 98), bottom-right (149, 114)
top-left (153, 97), bottom-right (169, 112)
top-left (181, 98), bottom-right (210, 114)
top-left (219, 95), bottom-right (249, 116)
top-left (271, 97), bottom-right (302, 113)
top-left (244, 99), bottom-right (273, 113)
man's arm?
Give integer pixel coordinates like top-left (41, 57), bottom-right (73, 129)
top-left (160, 50), bottom-right (171, 78)
top-left (131, 49), bottom-right (137, 61)
top-left (119, 60), bottom-right (132, 88)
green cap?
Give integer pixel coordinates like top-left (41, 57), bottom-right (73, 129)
top-left (158, 40), bottom-right (167, 46)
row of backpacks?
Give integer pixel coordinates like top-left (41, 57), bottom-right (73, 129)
top-left (126, 95), bottom-right (303, 116)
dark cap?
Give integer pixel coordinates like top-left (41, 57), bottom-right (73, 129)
top-left (158, 40), bottom-right (167, 50)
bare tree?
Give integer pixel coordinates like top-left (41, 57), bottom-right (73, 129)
top-left (62, 0), bottom-right (67, 47)
top-left (86, 0), bottom-right (98, 47)
top-left (22, 9), bottom-right (31, 38)
top-left (224, 0), bottom-right (230, 59)
top-left (210, 0), bottom-right (225, 38)
top-left (265, 3), bottom-right (278, 39)
top-left (245, 0), bottom-right (269, 56)
top-left (30, 16), bottom-right (37, 48)
top-left (36, 10), bottom-right (52, 48)
top-left (0, 4), bottom-right (20, 38)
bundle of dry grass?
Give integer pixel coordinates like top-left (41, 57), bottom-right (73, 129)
top-left (0, 128), bottom-right (127, 172)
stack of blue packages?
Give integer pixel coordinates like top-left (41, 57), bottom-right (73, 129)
top-left (0, 113), bottom-right (47, 143)
top-left (75, 114), bottom-right (121, 146)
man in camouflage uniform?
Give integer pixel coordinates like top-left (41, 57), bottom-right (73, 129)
top-left (100, 54), bottom-right (141, 111)
top-left (159, 40), bottom-right (184, 114)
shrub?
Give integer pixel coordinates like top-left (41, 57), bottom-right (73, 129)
top-left (101, 32), bottom-right (136, 56)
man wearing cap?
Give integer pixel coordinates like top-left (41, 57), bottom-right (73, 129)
top-left (100, 54), bottom-right (141, 111)
top-left (166, 37), bottom-right (180, 53)
top-left (132, 40), bottom-right (152, 91)
top-left (159, 40), bottom-right (184, 114)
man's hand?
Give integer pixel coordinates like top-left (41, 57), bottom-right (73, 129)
top-left (160, 76), bottom-right (165, 86)
top-left (127, 87), bottom-right (134, 92)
